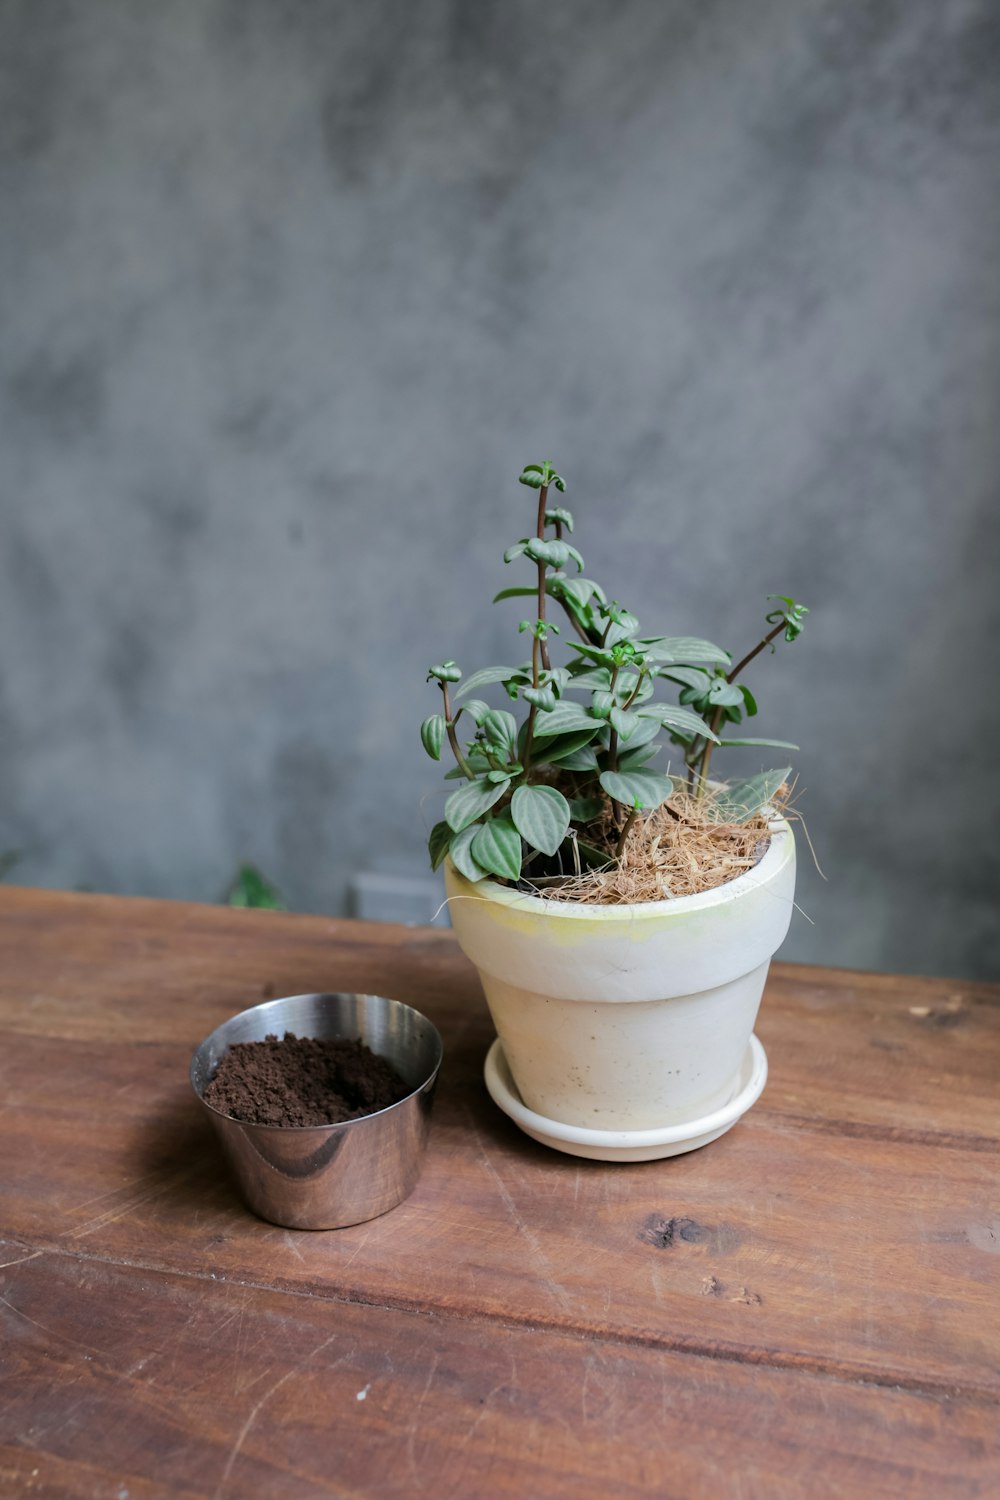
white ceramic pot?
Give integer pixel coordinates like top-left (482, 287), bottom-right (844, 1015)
top-left (446, 821), bottom-right (795, 1132)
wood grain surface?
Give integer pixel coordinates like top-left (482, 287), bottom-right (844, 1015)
top-left (0, 886), bottom-right (997, 1498)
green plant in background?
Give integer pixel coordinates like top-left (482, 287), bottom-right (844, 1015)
top-left (226, 863), bottom-right (285, 910)
top-left (422, 463), bottom-right (807, 885)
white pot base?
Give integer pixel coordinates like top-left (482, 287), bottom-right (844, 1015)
top-left (483, 1035), bottom-right (768, 1162)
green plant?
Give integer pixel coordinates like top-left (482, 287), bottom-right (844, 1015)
top-left (423, 462), bottom-right (806, 886)
top-left (226, 863), bottom-right (285, 910)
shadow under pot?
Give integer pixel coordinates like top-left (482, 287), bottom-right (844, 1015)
top-left (190, 992), bottom-right (443, 1230)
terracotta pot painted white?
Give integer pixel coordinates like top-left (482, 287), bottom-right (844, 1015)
top-left (446, 820), bottom-right (795, 1131)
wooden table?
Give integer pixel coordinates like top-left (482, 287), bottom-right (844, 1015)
top-left (0, 887), bottom-right (997, 1499)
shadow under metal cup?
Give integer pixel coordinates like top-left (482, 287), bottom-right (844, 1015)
top-left (190, 992), bottom-right (443, 1230)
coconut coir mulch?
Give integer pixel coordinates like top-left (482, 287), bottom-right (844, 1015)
top-left (524, 782), bottom-right (791, 905)
top-left (204, 1033), bottom-right (409, 1127)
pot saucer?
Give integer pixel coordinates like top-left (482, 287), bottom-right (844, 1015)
top-left (483, 1035), bottom-right (767, 1162)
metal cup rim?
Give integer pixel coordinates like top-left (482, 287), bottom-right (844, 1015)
top-left (189, 991), bottom-right (444, 1135)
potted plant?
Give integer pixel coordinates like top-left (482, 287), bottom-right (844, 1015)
top-left (422, 462), bottom-right (807, 1159)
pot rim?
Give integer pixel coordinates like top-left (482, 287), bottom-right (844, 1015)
top-left (445, 815), bottom-right (793, 923)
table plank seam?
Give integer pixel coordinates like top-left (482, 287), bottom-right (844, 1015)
top-left (6, 1237), bottom-right (998, 1408)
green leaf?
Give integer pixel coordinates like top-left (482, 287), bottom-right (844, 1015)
top-left (553, 745), bottom-right (600, 771)
top-left (455, 666), bottom-right (527, 699)
top-left (471, 815), bottom-right (523, 880)
top-left (711, 769), bottom-right (791, 823)
top-left (718, 737), bottom-right (799, 750)
top-left (569, 641), bottom-right (616, 666)
top-left (739, 685), bottom-right (758, 717)
top-left (568, 795), bottom-right (604, 822)
top-left (640, 703), bottom-right (719, 740)
top-left (503, 540), bottom-right (529, 563)
top-left (531, 701), bottom-right (599, 736)
top-left (602, 607), bottom-right (640, 644)
top-left (615, 715), bottom-right (661, 751)
top-left (576, 838), bottom-right (612, 869)
top-left (708, 679), bottom-right (744, 708)
top-left (552, 474), bottom-right (566, 492)
top-left (428, 821), bottom-right (452, 872)
top-left (617, 743), bottom-right (660, 770)
top-left (641, 636), bottom-right (731, 667)
top-left (591, 690), bottom-right (613, 718)
top-left (599, 769), bottom-right (675, 811)
top-left (458, 698), bottom-right (491, 725)
top-left (525, 537), bottom-right (570, 568)
top-left (522, 685), bottom-right (557, 712)
top-left (657, 665), bottom-right (712, 693)
top-left (443, 748), bottom-right (490, 779)
top-left (510, 785), bottom-right (571, 857)
top-left (482, 709), bottom-right (518, 759)
top-left (545, 506), bottom-right (574, 532)
top-left (766, 596), bottom-right (809, 642)
top-left (444, 777), bottom-right (510, 833)
top-left (541, 729), bottom-right (603, 764)
top-left (493, 586), bottom-right (537, 603)
top-left (563, 543), bottom-right (585, 572)
top-left (551, 576), bottom-right (604, 610)
top-left (427, 661), bottom-right (462, 683)
top-left (448, 823), bottom-right (488, 881)
top-left (518, 468), bottom-right (544, 489)
top-left (562, 666), bottom-right (612, 692)
top-left (420, 715), bottom-right (446, 761)
top-left (609, 707), bottom-right (641, 742)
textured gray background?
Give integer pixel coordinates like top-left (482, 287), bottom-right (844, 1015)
top-left (1, 0), bottom-right (998, 977)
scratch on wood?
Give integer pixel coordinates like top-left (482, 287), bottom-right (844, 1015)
top-left (68, 1167), bottom-right (202, 1240)
top-left (0, 1250), bottom-right (43, 1273)
top-left (465, 1106), bottom-right (573, 1315)
top-left (0, 1289), bottom-right (108, 1361)
top-left (341, 1220), bottom-right (380, 1271)
top-left (213, 1368), bottom-right (296, 1499)
top-left (406, 1351), bottom-right (441, 1484)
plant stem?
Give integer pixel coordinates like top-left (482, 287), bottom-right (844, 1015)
top-left (553, 596), bottom-right (593, 644)
top-left (694, 706), bottom-right (725, 795)
top-left (536, 483), bottom-right (551, 674)
top-left (522, 704), bottom-right (537, 775)
top-left (620, 671), bottom-right (645, 712)
top-left (441, 684), bottom-right (475, 780)
top-left (694, 619), bottom-right (786, 796)
top-left (522, 481), bottom-right (553, 777)
top-left (616, 806), bottom-right (640, 860)
top-left (726, 620), bottom-right (786, 684)
top-left (606, 665), bottom-right (620, 773)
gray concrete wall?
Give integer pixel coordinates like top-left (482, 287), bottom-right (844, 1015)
top-left (1, 0), bottom-right (998, 977)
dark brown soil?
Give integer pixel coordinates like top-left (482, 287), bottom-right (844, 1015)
top-left (204, 1032), bottom-right (409, 1127)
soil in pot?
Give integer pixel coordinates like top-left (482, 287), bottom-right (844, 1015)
top-left (204, 1032), bottom-right (409, 1127)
